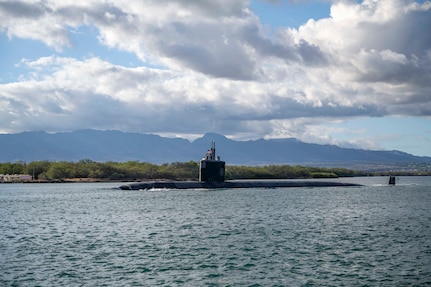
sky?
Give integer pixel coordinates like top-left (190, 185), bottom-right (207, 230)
top-left (0, 0), bottom-right (430, 157)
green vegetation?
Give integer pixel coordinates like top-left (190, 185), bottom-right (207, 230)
top-left (225, 165), bottom-right (361, 179)
top-left (0, 160), bottom-right (199, 181)
top-left (0, 159), bottom-right (370, 181)
top-left (2, 160), bottom-right (430, 182)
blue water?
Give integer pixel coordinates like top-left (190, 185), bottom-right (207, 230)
top-left (1, 177), bottom-right (430, 286)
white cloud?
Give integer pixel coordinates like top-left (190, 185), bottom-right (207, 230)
top-left (0, 0), bottom-right (430, 152)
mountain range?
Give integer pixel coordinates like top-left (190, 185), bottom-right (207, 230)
top-left (0, 130), bottom-right (430, 169)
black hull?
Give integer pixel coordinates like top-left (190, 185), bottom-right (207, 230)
top-left (119, 180), bottom-right (361, 190)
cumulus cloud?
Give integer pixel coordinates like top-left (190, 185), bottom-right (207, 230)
top-left (0, 0), bottom-right (430, 147)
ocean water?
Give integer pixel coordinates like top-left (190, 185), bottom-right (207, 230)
top-left (1, 177), bottom-right (430, 286)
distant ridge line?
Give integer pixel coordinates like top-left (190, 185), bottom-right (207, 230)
top-left (0, 130), bottom-right (429, 168)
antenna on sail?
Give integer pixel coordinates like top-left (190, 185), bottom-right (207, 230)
top-left (211, 140), bottom-right (216, 160)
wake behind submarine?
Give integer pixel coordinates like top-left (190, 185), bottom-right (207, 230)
top-left (119, 141), bottom-right (361, 190)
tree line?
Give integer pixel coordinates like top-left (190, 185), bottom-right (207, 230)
top-left (0, 159), bottom-right (370, 181)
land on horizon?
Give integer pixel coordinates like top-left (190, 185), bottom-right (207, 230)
top-left (1, 159), bottom-right (430, 184)
top-left (1, 129), bottom-right (430, 164)
top-left (0, 130), bottom-right (430, 176)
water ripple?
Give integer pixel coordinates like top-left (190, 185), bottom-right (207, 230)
top-left (1, 182), bottom-right (431, 286)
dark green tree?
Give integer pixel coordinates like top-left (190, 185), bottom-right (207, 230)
top-left (27, 161), bottom-right (51, 179)
top-left (46, 161), bottom-right (75, 179)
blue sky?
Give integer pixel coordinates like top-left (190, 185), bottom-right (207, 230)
top-left (0, 0), bottom-right (430, 157)
top-left (250, 0), bottom-right (331, 28)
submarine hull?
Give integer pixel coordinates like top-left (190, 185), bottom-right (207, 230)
top-left (119, 180), bottom-right (361, 190)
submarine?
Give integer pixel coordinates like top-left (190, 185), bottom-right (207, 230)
top-left (119, 141), bottom-right (361, 190)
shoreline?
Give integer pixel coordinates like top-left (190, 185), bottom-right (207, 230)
top-left (3, 175), bottom-right (429, 186)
